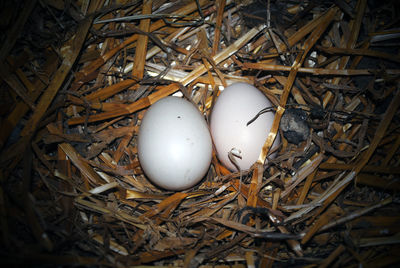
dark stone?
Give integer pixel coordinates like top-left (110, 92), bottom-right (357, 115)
top-left (280, 108), bottom-right (310, 144)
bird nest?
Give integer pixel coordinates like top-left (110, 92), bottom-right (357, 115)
top-left (1, 0), bottom-right (400, 266)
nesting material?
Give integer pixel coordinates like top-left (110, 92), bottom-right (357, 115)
top-left (1, 0), bottom-right (400, 266)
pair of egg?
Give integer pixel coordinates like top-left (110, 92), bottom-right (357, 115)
top-left (137, 82), bottom-right (279, 190)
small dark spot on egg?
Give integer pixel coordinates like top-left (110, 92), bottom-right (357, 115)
top-left (177, 116), bottom-right (181, 119)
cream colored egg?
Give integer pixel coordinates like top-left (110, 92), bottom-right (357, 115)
top-left (210, 82), bottom-right (279, 171)
top-left (138, 97), bottom-right (212, 190)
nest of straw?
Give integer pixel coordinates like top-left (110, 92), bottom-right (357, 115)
top-left (1, 0), bottom-right (400, 266)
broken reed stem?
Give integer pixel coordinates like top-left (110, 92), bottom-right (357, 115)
top-left (317, 45), bottom-right (400, 64)
top-left (242, 62), bottom-right (400, 76)
top-left (212, 0), bottom-right (226, 56)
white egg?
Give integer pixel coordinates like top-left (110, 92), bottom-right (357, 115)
top-left (210, 82), bottom-right (280, 171)
top-left (138, 96), bottom-right (212, 190)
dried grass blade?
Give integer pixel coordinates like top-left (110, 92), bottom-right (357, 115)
top-left (301, 205), bottom-right (343, 244)
top-left (136, 249), bottom-right (186, 264)
top-left (296, 170), bottom-right (317, 206)
top-left (141, 192), bottom-right (188, 219)
top-left (284, 171), bottom-right (354, 222)
top-left (282, 154), bottom-right (324, 198)
top-left (125, 189), bottom-right (166, 200)
top-left (247, 163), bottom-right (263, 208)
top-left (86, 79), bottom-right (136, 102)
top-left (189, 191), bottom-right (237, 219)
top-left (88, 181), bottom-right (119, 194)
top-left (59, 143), bottom-right (102, 186)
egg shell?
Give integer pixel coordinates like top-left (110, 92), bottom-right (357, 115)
top-left (210, 82), bottom-right (280, 171)
top-left (138, 96), bottom-right (212, 191)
